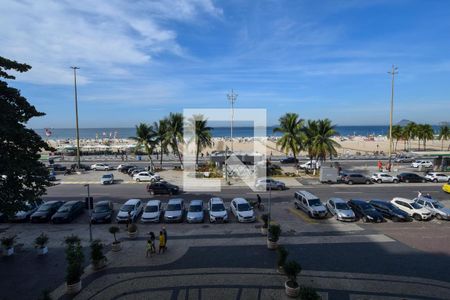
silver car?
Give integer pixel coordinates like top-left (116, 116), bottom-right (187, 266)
top-left (294, 190), bottom-right (327, 218)
top-left (415, 197), bottom-right (450, 220)
top-left (100, 173), bottom-right (114, 185)
top-left (186, 200), bottom-right (204, 223)
top-left (164, 198), bottom-right (184, 223)
top-left (326, 198), bottom-right (356, 222)
top-left (255, 178), bottom-right (286, 190)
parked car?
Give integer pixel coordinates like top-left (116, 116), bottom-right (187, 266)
top-left (443, 183), bottom-right (450, 194)
top-left (369, 200), bottom-right (412, 222)
top-left (414, 197), bottom-right (450, 220)
top-left (325, 198), bottom-right (355, 221)
top-left (91, 163), bottom-right (112, 171)
top-left (48, 171), bottom-right (56, 181)
top-left (12, 201), bottom-right (39, 222)
top-left (120, 165), bottom-right (136, 174)
top-left (141, 200), bottom-right (162, 223)
top-left (30, 201), bottom-right (64, 223)
top-left (91, 200), bottom-right (114, 224)
top-left (343, 173), bottom-right (371, 185)
top-left (51, 164), bottom-right (66, 171)
top-left (70, 163), bottom-right (91, 171)
top-left (100, 173), bottom-right (114, 185)
top-left (394, 156), bottom-right (414, 163)
top-left (51, 200), bottom-right (84, 223)
top-left (187, 200), bottom-right (204, 223)
top-left (347, 199), bottom-right (384, 223)
top-left (425, 172), bottom-right (449, 183)
top-left (397, 173), bottom-right (426, 183)
top-left (116, 199), bottom-right (143, 223)
top-left (299, 160), bottom-right (319, 170)
top-left (411, 160), bottom-right (433, 168)
top-left (164, 198), bottom-right (185, 223)
top-left (294, 190), bottom-right (327, 218)
top-left (208, 197), bottom-right (228, 223)
top-left (280, 157), bottom-right (298, 164)
top-left (255, 178), bottom-right (286, 190)
top-left (391, 197), bottom-right (432, 221)
top-left (231, 198), bottom-right (255, 222)
top-left (130, 168), bottom-right (146, 177)
top-left (133, 171), bottom-right (160, 182)
top-left (371, 173), bottom-right (399, 184)
top-left (147, 181), bottom-right (180, 195)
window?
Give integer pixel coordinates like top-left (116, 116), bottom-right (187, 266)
top-left (425, 203), bottom-right (432, 208)
top-left (417, 200), bottom-right (424, 205)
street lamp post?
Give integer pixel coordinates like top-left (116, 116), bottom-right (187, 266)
top-left (227, 90), bottom-right (238, 152)
top-left (84, 184), bottom-right (93, 242)
top-left (388, 65), bottom-right (399, 170)
top-left (71, 66), bottom-right (81, 169)
top-left (267, 184), bottom-right (272, 239)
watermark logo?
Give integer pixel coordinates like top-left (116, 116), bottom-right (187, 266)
top-left (182, 109), bottom-right (267, 192)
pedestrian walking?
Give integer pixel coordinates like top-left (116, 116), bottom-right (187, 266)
top-left (146, 239), bottom-right (154, 257)
top-left (158, 231), bottom-right (166, 254)
top-left (149, 232), bottom-right (156, 253)
top-left (257, 194), bottom-right (262, 209)
top-left (162, 227), bottom-right (167, 250)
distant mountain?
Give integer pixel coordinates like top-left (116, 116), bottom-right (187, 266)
top-left (397, 119), bottom-right (413, 126)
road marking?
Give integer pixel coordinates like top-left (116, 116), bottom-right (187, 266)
top-left (287, 207), bottom-right (318, 224)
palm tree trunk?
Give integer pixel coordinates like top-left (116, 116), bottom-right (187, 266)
top-left (172, 139), bottom-right (183, 168)
top-left (196, 141), bottom-right (200, 169)
top-left (160, 143), bottom-right (163, 169)
top-left (145, 145), bottom-right (155, 170)
top-left (442, 138), bottom-right (444, 151)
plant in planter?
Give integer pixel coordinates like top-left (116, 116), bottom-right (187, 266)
top-left (1, 235), bottom-right (17, 256)
top-left (34, 233), bottom-right (49, 255)
top-left (267, 224), bottom-right (281, 249)
top-left (90, 239), bottom-right (107, 270)
top-left (64, 235), bottom-right (84, 294)
top-left (127, 223), bottom-right (138, 239)
top-left (109, 226), bottom-right (121, 252)
top-left (284, 260), bottom-right (302, 298)
top-left (276, 246), bottom-right (289, 273)
top-left (299, 286), bottom-right (321, 300)
top-left (260, 214), bottom-right (269, 235)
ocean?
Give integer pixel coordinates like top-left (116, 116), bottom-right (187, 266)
top-left (32, 125), bottom-right (442, 140)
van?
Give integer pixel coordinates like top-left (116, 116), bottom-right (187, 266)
top-left (294, 191), bottom-right (327, 218)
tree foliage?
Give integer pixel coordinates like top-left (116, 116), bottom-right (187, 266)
top-left (0, 57), bottom-right (53, 218)
top-left (273, 113), bottom-right (304, 160)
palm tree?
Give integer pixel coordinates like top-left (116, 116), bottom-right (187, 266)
top-left (130, 123), bottom-right (156, 169)
top-left (186, 115), bottom-right (212, 167)
top-left (153, 118), bottom-right (170, 169)
top-left (403, 122), bottom-right (417, 151)
top-left (273, 113), bottom-right (304, 161)
top-left (419, 124), bottom-right (434, 151)
top-left (438, 125), bottom-right (450, 150)
top-left (166, 113), bottom-right (184, 168)
top-left (390, 125), bottom-right (403, 152)
top-left (312, 119), bottom-right (340, 162)
top-left (303, 120), bottom-right (318, 169)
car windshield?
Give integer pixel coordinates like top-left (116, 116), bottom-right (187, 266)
top-left (335, 203), bottom-right (350, 210)
top-left (237, 203), bottom-right (251, 211)
top-left (167, 204), bottom-right (181, 211)
top-left (360, 203), bottom-right (374, 211)
top-left (102, 175), bottom-right (112, 179)
top-left (94, 205), bottom-right (110, 213)
top-left (120, 204), bottom-right (134, 212)
top-left (58, 205), bottom-right (70, 213)
top-left (38, 203), bottom-right (52, 212)
top-left (145, 205), bottom-right (158, 213)
top-left (211, 203), bottom-right (225, 211)
top-left (411, 202), bottom-right (422, 209)
top-left (189, 205), bottom-right (203, 212)
top-left (308, 199), bottom-right (322, 206)
top-left (432, 202), bottom-right (444, 209)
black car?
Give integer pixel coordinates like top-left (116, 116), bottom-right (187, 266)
top-left (119, 165), bottom-right (135, 173)
top-left (280, 157), bottom-right (298, 164)
top-left (348, 199), bottom-right (384, 223)
top-left (394, 156), bottom-right (414, 163)
top-left (147, 181), bottom-right (180, 195)
top-left (70, 163), bottom-right (91, 171)
top-left (398, 172), bottom-right (426, 183)
top-left (51, 200), bottom-right (84, 223)
top-left (91, 200), bottom-right (114, 224)
top-left (51, 164), bottom-right (67, 171)
top-left (30, 201), bottom-right (64, 223)
top-left (369, 200), bottom-right (412, 222)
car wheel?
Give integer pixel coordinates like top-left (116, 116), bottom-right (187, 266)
top-left (405, 179), bottom-right (410, 183)
top-left (363, 216), bottom-right (369, 223)
top-left (348, 180), bottom-right (353, 185)
top-left (150, 191), bottom-right (155, 195)
top-left (413, 214), bottom-right (422, 221)
top-left (365, 180), bottom-right (370, 184)
top-left (377, 179), bottom-right (382, 184)
top-left (392, 216), bottom-right (399, 222)
top-left (136, 178), bottom-right (140, 182)
top-left (422, 179), bottom-right (426, 183)
top-left (294, 203), bottom-right (299, 209)
top-left (393, 179), bottom-right (398, 183)
top-left (436, 214), bottom-right (443, 220)
top-left (433, 179), bottom-right (438, 183)
top-left (308, 212), bottom-right (313, 218)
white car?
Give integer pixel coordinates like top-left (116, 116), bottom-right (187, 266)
top-left (141, 200), bottom-right (162, 223)
top-left (116, 199), bottom-right (143, 223)
top-left (208, 197), bottom-right (228, 223)
top-left (255, 178), bottom-right (286, 190)
top-left (425, 172), bottom-right (449, 183)
top-left (371, 173), bottom-right (399, 184)
top-left (133, 171), bottom-right (160, 182)
top-left (411, 160), bottom-right (433, 168)
top-left (391, 197), bottom-right (432, 221)
top-left (230, 198), bottom-right (255, 222)
top-left (299, 160), bottom-right (319, 169)
top-left (90, 163), bottom-right (112, 171)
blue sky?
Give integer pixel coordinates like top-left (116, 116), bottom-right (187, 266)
top-left (2, 0), bottom-right (450, 128)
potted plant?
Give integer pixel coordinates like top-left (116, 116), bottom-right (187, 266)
top-left (90, 239), bottom-right (107, 270)
top-left (276, 246), bottom-right (289, 273)
top-left (109, 226), bottom-right (121, 252)
top-left (284, 260), bottom-right (302, 298)
top-left (1, 235), bottom-right (17, 256)
top-left (34, 233), bottom-right (49, 255)
top-left (267, 224), bottom-right (281, 249)
top-left (261, 214), bottom-right (269, 235)
top-left (64, 235), bottom-right (84, 294)
top-left (127, 223), bottom-right (138, 239)
top-left (299, 286), bottom-right (321, 300)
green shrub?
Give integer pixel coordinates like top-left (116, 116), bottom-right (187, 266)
top-left (128, 223), bottom-right (138, 233)
top-left (299, 286), bottom-right (320, 300)
top-left (268, 224), bottom-right (281, 242)
top-left (34, 233), bottom-right (49, 248)
top-left (277, 246), bottom-right (289, 267)
top-left (1, 235), bottom-right (16, 248)
top-left (90, 239), bottom-right (105, 262)
top-left (261, 214), bottom-right (269, 228)
top-left (284, 260), bottom-right (302, 287)
top-left (64, 235), bottom-right (84, 285)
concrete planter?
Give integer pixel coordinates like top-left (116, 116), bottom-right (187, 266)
top-left (37, 246), bottom-right (48, 255)
top-left (261, 227), bottom-right (268, 235)
top-left (3, 247), bottom-right (14, 256)
top-left (285, 281), bottom-right (300, 298)
top-left (266, 239), bottom-right (278, 250)
top-left (111, 242), bottom-right (121, 252)
top-left (128, 231), bottom-right (138, 239)
top-left (92, 257), bottom-right (106, 271)
top-left (66, 280), bottom-right (82, 294)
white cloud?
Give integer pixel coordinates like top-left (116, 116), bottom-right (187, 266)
top-left (0, 0), bottom-right (220, 85)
